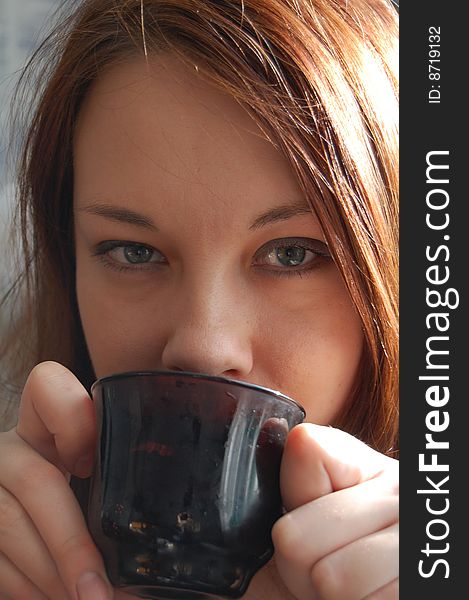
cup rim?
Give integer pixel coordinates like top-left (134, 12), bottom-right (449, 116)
top-left (91, 370), bottom-right (306, 416)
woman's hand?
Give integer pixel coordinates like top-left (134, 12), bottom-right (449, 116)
top-left (0, 361), bottom-right (113, 600)
top-left (272, 424), bottom-right (399, 600)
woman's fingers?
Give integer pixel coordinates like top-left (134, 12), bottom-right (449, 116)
top-left (0, 432), bottom-right (111, 600)
top-left (0, 484), bottom-right (69, 599)
top-left (310, 523), bottom-right (398, 600)
top-left (280, 423), bottom-right (395, 511)
top-left (15, 361), bottom-right (96, 477)
top-left (272, 477), bottom-right (398, 599)
top-left (273, 424), bottom-right (399, 600)
top-left (0, 551), bottom-right (48, 600)
top-left (0, 362), bottom-right (109, 599)
top-left (273, 473), bottom-right (398, 566)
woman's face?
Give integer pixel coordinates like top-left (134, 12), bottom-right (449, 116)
top-left (73, 55), bottom-right (363, 423)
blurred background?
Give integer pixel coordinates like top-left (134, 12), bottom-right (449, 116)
top-left (1, 0), bottom-right (59, 210)
top-left (0, 0), bottom-right (59, 330)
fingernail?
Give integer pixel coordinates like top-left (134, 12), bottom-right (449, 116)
top-left (76, 571), bottom-right (111, 600)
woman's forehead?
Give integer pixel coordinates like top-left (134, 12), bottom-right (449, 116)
top-left (73, 55), bottom-right (306, 219)
top-left (76, 54), bottom-right (263, 149)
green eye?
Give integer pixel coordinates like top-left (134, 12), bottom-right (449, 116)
top-left (253, 237), bottom-right (331, 278)
top-left (93, 240), bottom-right (167, 272)
top-left (271, 246), bottom-right (309, 267)
top-left (123, 245), bottom-right (154, 264)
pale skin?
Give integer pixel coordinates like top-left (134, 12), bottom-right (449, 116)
top-left (0, 55), bottom-right (398, 599)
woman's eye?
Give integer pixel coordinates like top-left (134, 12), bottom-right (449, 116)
top-left (110, 244), bottom-right (157, 264)
top-left (93, 241), bottom-right (166, 270)
top-left (265, 245), bottom-right (313, 267)
top-left (253, 238), bottom-right (330, 276)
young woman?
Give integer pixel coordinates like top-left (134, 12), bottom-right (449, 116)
top-left (0, 1), bottom-right (399, 598)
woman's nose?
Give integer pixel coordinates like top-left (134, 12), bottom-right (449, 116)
top-left (160, 282), bottom-right (254, 379)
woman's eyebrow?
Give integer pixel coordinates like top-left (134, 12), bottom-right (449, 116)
top-left (248, 200), bottom-right (313, 230)
top-left (78, 199), bottom-right (313, 231)
top-left (78, 202), bottom-right (159, 231)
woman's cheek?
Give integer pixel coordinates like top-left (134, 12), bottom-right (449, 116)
top-left (255, 291), bottom-right (363, 424)
top-left (75, 267), bottom-right (168, 377)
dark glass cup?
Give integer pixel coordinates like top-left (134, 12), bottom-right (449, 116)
top-left (87, 371), bottom-right (305, 599)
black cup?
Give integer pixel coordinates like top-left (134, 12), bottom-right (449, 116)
top-left (87, 371), bottom-right (305, 599)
